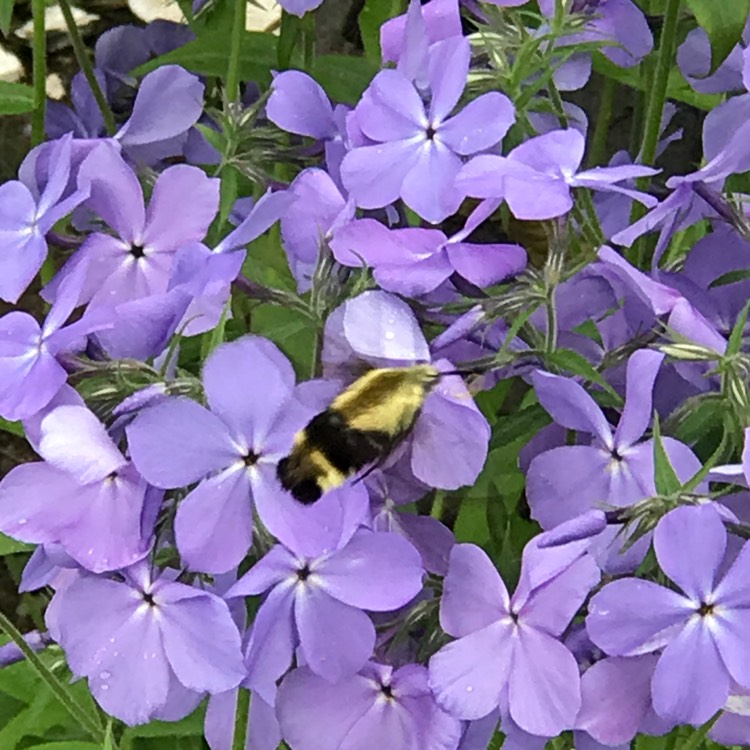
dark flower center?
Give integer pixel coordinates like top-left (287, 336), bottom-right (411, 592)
top-left (610, 448), bottom-right (623, 461)
top-left (425, 125), bottom-right (437, 140)
top-left (380, 683), bottom-right (394, 699)
top-left (130, 243), bottom-right (146, 259)
top-left (143, 592), bottom-right (155, 606)
top-left (697, 602), bottom-right (715, 617)
top-left (243, 451), bottom-right (259, 466)
top-left (297, 565), bottom-right (311, 581)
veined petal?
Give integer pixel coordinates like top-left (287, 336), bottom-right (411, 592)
top-left (439, 92), bottom-right (514, 155)
top-left (427, 37), bottom-right (470, 123)
top-left (267, 70), bottom-right (335, 139)
top-left (613, 349), bottom-right (664, 448)
top-left (400, 141), bottom-right (462, 224)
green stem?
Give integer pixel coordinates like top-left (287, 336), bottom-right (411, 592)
top-left (0, 610), bottom-right (106, 743)
top-left (58, 0), bottom-right (116, 136)
top-left (544, 286), bottom-right (557, 352)
top-left (30, 0), bottom-right (46, 145)
top-left (587, 75), bottom-right (616, 167)
top-left (302, 11), bottom-right (316, 71)
top-left (628, 0), bottom-right (681, 265)
top-left (679, 710), bottom-right (722, 750)
top-left (231, 688), bottom-right (251, 750)
top-left (226, 0), bottom-right (245, 103)
top-left (577, 188), bottom-right (605, 245)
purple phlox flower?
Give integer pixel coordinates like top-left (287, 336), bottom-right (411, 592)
top-left (539, 0), bottom-right (653, 68)
top-left (537, 510), bottom-right (608, 548)
top-left (206, 687), bottom-right (280, 750)
top-left (587, 504), bottom-right (750, 725)
top-left (266, 71), bottom-right (349, 186)
top-left (529, 99), bottom-right (589, 135)
top-left (0, 259), bottom-right (111, 421)
top-left (330, 200), bottom-right (527, 296)
top-left (428, 539), bottom-right (600, 735)
top-left (341, 37), bottom-right (516, 223)
top-left (226, 529), bottom-right (424, 698)
top-left (678, 21), bottom-right (749, 95)
top-left (366, 468), bottom-right (455, 575)
top-left (322, 290), bottom-right (491, 489)
top-left (457, 129), bottom-right (658, 221)
top-left (43, 141), bottom-right (219, 310)
top-left (281, 168), bottom-right (355, 293)
top-left (47, 65), bottom-right (205, 163)
top-left (612, 116), bottom-right (750, 250)
top-left (168, 188), bottom-right (294, 335)
top-left (52, 561), bottom-right (244, 725)
top-left (0, 404), bottom-right (159, 572)
top-left (0, 134), bottom-right (88, 303)
top-left (666, 297), bottom-right (727, 355)
top-left (19, 542), bottom-right (79, 593)
top-left (380, 0), bottom-right (461, 70)
top-left (126, 335), bottom-right (366, 573)
top-left (710, 426), bottom-right (750, 491)
top-left (526, 349), bottom-right (705, 573)
top-left (277, 662), bottom-right (462, 750)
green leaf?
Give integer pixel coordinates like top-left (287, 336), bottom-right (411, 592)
top-left (132, 31), bottom-right (281, 86)
top-left (311, 55), bottom-right (379, 105)
top-left (0, 0), bottom-right (14, 36)
top-left (726, 299), bottom-right (750, 356)
top-left (24, 743), bottom-right (101, 750)
top-left (490, 403), bottom-right (550, 450)
top-left (277, 11), bottom-right (302, 70)
top-left (250, 304), bottom-right (316, 377)
top-left (685, 0), bottom-right (750, 71)
top-left (652, 413), bottom-right (682, 495)
top-left (0, 532), bottom-right (33, 555)
top-left (0, 81), bottom-right (35, 114)
top-left (0, 417), bottom-right (23, 436)
top-left (358, 0), bottom-right (402, 62)
top-left (544, 348), bottom-right (622, 402)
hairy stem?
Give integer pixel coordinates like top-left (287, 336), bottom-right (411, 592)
top-left (226, 0), bottom-right (245, 102)
top-left (30, 0), bottom-right (46, 145)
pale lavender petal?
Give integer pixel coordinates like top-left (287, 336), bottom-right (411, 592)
top-left (440, 543), bottom-right (509, 638)
top-left (411, 377), bottom-right (490, 489)
top-left (667, 298), bottom-right (727, 353)
top-left (428, 621), bottom-right (513, 720)
top-left (509, 628), bottom-right (580, 736)
top-left (142, 165), bottom-right (219, 251)
top-left (401, 142), bottom-right (463, 223)
top-left (428, 36), bottom-right (470, 122)
top-left (712, 607), bottom-right (750, 689)
top-left (277, 667), bottom-right (373, 750)
top-left (342, 290), bottom-right (430, 362)
top-left (340, 140), bottom-right (421, 210)
top-left (393, 511), bottom-right (454, 576)
top-left (218, 190), bottom-right (294, 252)
top-left (203, 336), bottom-right (295, 446)
top-left (126, 397), bottom-right (238, 488)
top-left (295, 586), bottom-right (375, 682)
top-left (158, 585), bottom-right (245, 693)
top-left (226, 545), bottom-right (296, 598)
top-left (613, 349), bottom-right (664, 448)
top-left (446, 242), bottom-right (527, 286)
top-left (77, 142), bottom-right (144, 241)
top-left (0, 229), bottom-right (47, 305)
top-left (317, 530), bottom-right (423, 610)
top-left (586, 579), bottom-right (692, 656)
top-left (174, 468), bottom-right (253, 574)
top-left (520, 555), bottom-right (600, 636)
top-left (117, 65), bottom-right (203, 146)
top-left (439, 93), bottom-right (514, 155)
top-left (39, 405), bottom-right (126, 483)
top-left (0, 462), bottom-right (81, 543)
top-left (577, 655), bottom-right (658, 745)
top-left (512, 128), bottom-right (584, 175)
top-left (651, 621), bottom-right (729, 724)
top-left (267, 70), bottom-right (335, 138)
top-left (537, 510), bottom-right (607, 548)
top-left (361, 69), bottom-right (425, 139)
top-left (244, 585), bottom-right (296, 704)
top-left (531, 370), bottom-right (612, 443)
top-left (654, 505), bottom-right (725, 600)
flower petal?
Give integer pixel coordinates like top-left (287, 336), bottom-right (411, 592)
top-left (126, 397), bottom-right (238, 488)
top-left (317, 530), bottom-right (424, 611)
top-left (267, 70), bottom-right (335, 139)
top-left (613, 349), bottom-right (664, 448)
top-left (400, 141), bottom-right (462, 223)
top-left (428, 37), bottom-right (470, 123)
top-left (439, 92), bottom-right (514, 155)
top-left (295, 586), bottom-right (375, 682)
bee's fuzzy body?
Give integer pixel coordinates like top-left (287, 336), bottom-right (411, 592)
top-left (277, 365), bottom-right (441, 504)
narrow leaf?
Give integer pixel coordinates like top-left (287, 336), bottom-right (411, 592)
top-left (0, 0), bottom-right (14, 36)
top-left (0, 418), bottom-right (23, 437)
top-left (726, 299), bottom-right (750, 356)
top-left (0, 81), bottom-right (35, 115)
top-left (545, 348), bottom-right (622, 402)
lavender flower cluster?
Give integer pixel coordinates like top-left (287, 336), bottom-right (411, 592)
top-left (2, 0), bottom-right (750, 748)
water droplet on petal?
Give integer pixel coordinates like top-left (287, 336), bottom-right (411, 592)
top-left (100, 684), bottom-right (109, 691)
top-left (87, 548), bottom-right (94, 555)
top-left (384, 331), bottom-right (395, 340)
top-left (17, 518), bottom-right (27, 525)
top-left (466, 685), bottom-right (473, 693)
top-left (109, 637), bottom-right (115, 643)
top-left (99, 671), bottom-right (111, 680)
